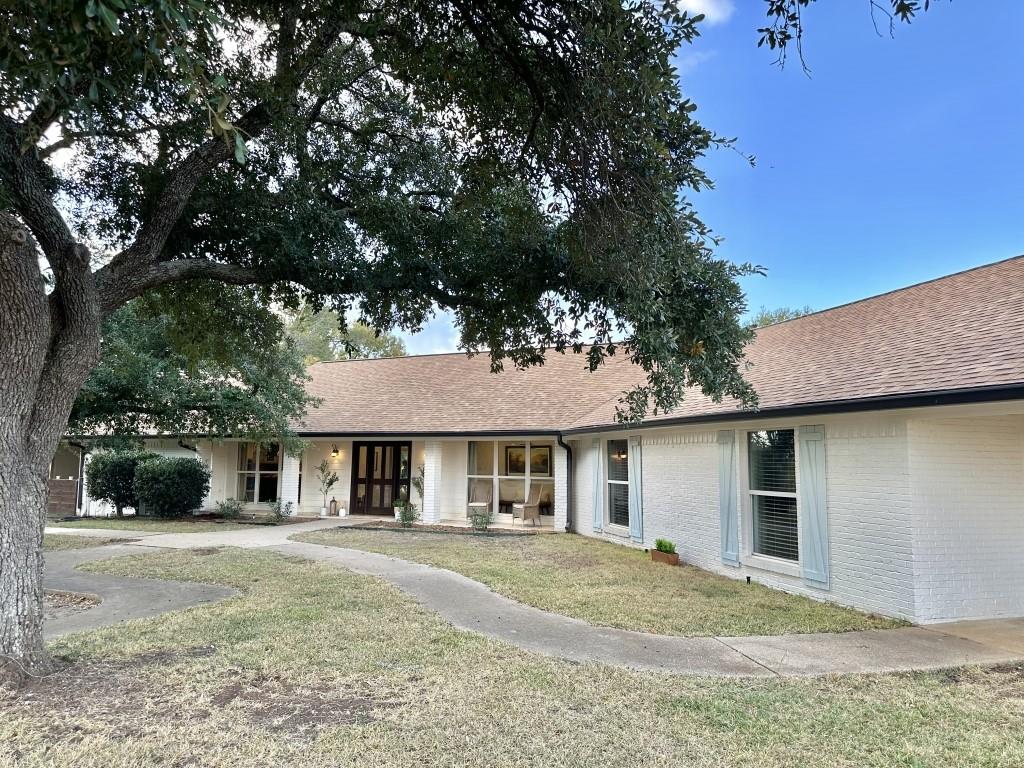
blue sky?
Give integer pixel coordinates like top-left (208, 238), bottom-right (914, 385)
top-left (401, 1), bottom-right (1024, 353)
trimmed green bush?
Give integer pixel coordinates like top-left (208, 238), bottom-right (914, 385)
top-left (267, 499), bottom-right (293, 522)
top-left (85, 450), bottom-right (155, 517)
top-left (654, 538), bottom-right (676, 554)
top-left (397, 499), bottom-right (419, 528)
top-left (215, 498), bottom-right (244, 519)
top-left (134, 456), bottom-right (211, 518)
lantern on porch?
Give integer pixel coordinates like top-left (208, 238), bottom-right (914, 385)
top-left (329, 497), bottom-right (338, 516)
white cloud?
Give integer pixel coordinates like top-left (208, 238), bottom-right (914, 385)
top-left (676, 49), bottom-right (717, 75)
top-left (676, 0), bottom-right (735, 25)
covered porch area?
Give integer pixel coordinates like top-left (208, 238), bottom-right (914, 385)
top-left (268, 435), bottom-right (568, 529)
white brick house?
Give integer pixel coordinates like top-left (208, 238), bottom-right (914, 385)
top-left (60, 257), bottom-right (1024, 624)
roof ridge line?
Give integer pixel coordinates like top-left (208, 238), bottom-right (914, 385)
top-left (753, 253), bottom-right (1024, 331)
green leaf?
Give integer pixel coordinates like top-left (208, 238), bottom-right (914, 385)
top-left (233, 132), bottom-right (247, 164)
top-left (96, 2), bottom-right (119, 33)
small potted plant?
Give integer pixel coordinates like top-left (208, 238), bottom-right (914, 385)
top-left (651, 538), bottom-right (679, 566)
top-left (316, 459), bottom-right (339, 518)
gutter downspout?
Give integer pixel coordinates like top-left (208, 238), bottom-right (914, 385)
top-left (556, 433), bottom-right (573, 533)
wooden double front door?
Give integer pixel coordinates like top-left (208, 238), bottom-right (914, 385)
top-left (350, 442), bottom-right (412, 515)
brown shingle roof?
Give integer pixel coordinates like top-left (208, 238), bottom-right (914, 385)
top-left (297, 351), bottom-right (643, 434)
top-left (297, 256), bottom-right (1024, 435)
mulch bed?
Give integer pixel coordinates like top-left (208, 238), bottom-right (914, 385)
top-left (43, 591), bottom-right (100, 621)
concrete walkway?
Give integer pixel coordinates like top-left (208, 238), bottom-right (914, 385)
top-left (275, 540), bottom-right (1024, 677)
top-left (44, 544), bottom-right (237, 639)
top-left (43, 521), bottom-right (1024, 676)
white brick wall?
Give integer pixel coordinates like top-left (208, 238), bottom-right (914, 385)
top-left (440, 441), bottom-right (468, 519)
top-left (553, 444), bottom-right (568, 531)
top-left (421, 440), bottom-right (443, 523)
top-left (299, 441), bottom-right (351, 515)
top-left (570, 417), bottom-right (919, 621)
top-left (280, 453), bottom-right (300, 513)
top-left (908, 415), bottom-right (1024, 622)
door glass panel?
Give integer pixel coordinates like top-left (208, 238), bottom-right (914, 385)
top-left (373, 447), bottom-right (383, 479)
top-left (399, 446), bottom-right (410, 480)
top-left (372, 484), bottom-right (381, 507)
top-left (383, 447), bottom-right (393, 480)
top-left (357, 446), bottom-right (367, 478)
top-left (355, 482), bottom-right (366, 512)
top-left (383, 485), bottom-right (392, 508)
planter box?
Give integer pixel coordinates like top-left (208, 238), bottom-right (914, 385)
top-left (651, 549), bottom-right (679, 566)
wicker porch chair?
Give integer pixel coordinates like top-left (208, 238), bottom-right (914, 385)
top-left (511, 483), bottom-right (543, 526)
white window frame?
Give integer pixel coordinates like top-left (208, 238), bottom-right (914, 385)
top-left (236, 442), bottom-right (283, 507)
top-left (605, 438), bottom-right (630, 534)
top-left (739, 427), bottom-right (802, 578)
top-left (466, 440), bottom-right (555, 517)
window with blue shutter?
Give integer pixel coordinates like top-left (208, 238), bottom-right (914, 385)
top-left (627, 436), bottom-right (643, 543)
top-left (591, 438), bottom-right (603, 531)
top-left (798, 425), bottom-right (830, 588)
top-left (718, 431), bottom-right (739, 566)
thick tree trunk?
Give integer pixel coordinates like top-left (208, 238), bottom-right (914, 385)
top-left (0, 461), bottom-right (51, 682)
top-left (0, 214), bottom-right (100, 685)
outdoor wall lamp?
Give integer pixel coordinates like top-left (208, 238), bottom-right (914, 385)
top-left (330, 444), bottom-right (339, 458)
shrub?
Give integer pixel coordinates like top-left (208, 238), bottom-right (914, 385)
top-left (134, 456), bottom-right (210, 518)
top-left (267, 499), bottom-right (294, 522)
top-left (468, 506), bottom-right (493, 532)
top-left (654, 538), bottom-right (676, 554)
top-left (397, 499), bottom-right (419, 528)
top-left (215, 498), bottom-right (244, 519)
top-left (85, 450), bottom-right (155, 516)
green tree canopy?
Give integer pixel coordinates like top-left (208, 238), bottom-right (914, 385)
top-left (748, 305), bottom-right (815, 328)
top-left (0, 0), bottom-right (943, 679)
top-left (285, 306), bottom-right (406, 364)
top-left (70, 285), bottom-right (311, 450)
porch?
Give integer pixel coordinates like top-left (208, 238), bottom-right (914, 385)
top-left (257, 436), bottom-right (568, 529)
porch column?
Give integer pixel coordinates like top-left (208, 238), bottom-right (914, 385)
top-left (553, 443), bottom-right (568, 531)
top-left (280, 451), bottom-right (301, 516)
top-left (421, 440), bottom-right (443, 524)
top-left (197, 441), bottom-right (214, 510)
top-left (78, 450), bottom-right (92, 517)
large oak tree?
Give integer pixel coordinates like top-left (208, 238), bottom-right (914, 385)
top-left (0, 0), bottom-right (934, 681)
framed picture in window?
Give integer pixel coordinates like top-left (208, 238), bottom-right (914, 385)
top-left (505, 445), bottom-right (527, 475)
top-left (530, 446), bottom-right (552, 477)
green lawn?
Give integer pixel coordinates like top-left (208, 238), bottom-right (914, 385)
top-left (42, 533), bottom-right (129, 551)
top-left (50, 517), bottom-right (262, 533)
top-left (1, 548), bottom-right (1019, 767)
top-left (293, 529), bottom-right (902, 636)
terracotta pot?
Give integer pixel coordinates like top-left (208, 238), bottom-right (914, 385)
top-left (651, 549), bottom-right (679, 566)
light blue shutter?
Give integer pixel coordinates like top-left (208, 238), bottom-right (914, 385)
top-left (798, 425), bottom-right (829, 589)
top-left (718, 430), bottom-right (739, 566)
top-left (627, 436), bottom-right (643, 543)
top-left (591, 438), bottom-right (603, 532)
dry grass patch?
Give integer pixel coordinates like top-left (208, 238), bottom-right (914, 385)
top-left (294, 529), bottom-right (901, 636)
top-left (50, 517), bottom-right (263, 533)
top-left (0, 549), bottom-right (1019, 767)
top-left (0, 548), bottom-right (1020, 767)
top-left (42, 534), bottom-right (130, 551)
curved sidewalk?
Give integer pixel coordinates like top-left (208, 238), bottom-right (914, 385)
top-left (44, 544), bottom-right (237, 639)
top-left (273, 540), bottom-right (1024, 677)
top-left (43, 524), bottom-right (1024, 676)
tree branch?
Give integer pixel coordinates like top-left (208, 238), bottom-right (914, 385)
top-left (96, 259), bottom-right (276, 316)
